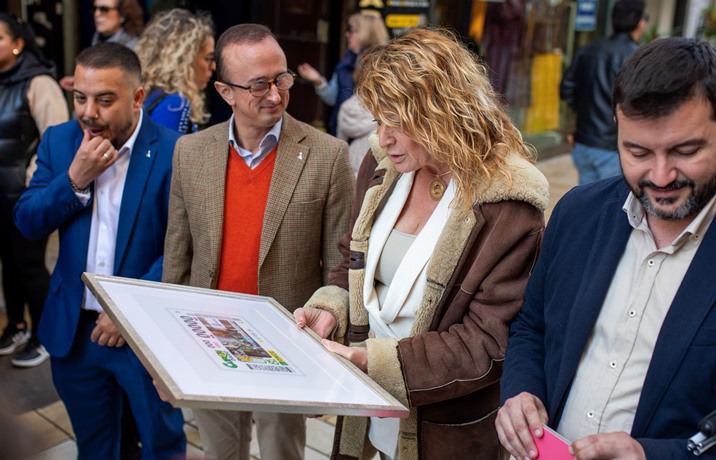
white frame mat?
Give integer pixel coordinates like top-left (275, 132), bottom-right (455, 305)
top-left (82, 273), bottom-right (408, 417)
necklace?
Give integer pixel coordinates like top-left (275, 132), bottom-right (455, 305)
top-left (428, 170), bottom-right (451, 201)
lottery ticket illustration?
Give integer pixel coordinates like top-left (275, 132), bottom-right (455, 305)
top-left (171, 309), bottom-right (302, 375)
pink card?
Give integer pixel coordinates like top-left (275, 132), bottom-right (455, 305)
top-left (532, 426), bottom-right (574, 460)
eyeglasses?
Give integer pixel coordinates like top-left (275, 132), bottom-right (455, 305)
top-left (221, 71), bottom-right (296, 97)
top-left (92, 5), bottom-right (117, 14)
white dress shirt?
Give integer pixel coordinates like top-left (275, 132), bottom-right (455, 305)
top-left (81, 111), bottom-right (143, 312)
top-left (228, 114), bottom-right (282, 169)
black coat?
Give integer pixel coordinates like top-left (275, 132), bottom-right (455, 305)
top-left (559, 33), bottom-right (638, 151)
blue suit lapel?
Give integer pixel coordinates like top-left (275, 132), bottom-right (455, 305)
top-left (113, 117), bottom-right (158, 274)
top-left (631, 219), bottom-right (716, 436)
top-left (552, 184), bottom-right (633, 421)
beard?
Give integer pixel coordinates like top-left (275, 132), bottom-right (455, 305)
top-left (631, 175), bottom-right (716, 220)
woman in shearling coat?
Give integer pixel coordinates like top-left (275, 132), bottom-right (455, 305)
top-left (295, 28), bottom-right (549, 460)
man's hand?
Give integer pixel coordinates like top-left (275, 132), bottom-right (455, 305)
top-left (566, 133), bottom-right (575, 148)
top-left (294, 307), bottom-right (336, 339)
top-left (68, 129), bottom-right (118, 190)
top-left (321, 339), bottom-right (367, 373)
top-left (571, 432), bottom-right (646, 460)
top-left (153, 379), bottom-right (170, 403)
top-left (495, 392), bottom-right (549, 459)
top-left (90, 312), bottom-right (125, 347)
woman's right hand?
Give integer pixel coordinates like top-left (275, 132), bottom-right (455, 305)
top-left (294, 307), bottom-right (336, 338)
top-left (297, 63), bottom-right (323, 87)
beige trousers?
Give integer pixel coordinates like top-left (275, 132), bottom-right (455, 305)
top-left (194, 408), bottom-right (306, 460)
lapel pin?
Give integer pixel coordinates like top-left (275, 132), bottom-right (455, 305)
top-left (146, 150), bottom-right (151, 158)
top-left (298, 151), bottom-right (303, 161)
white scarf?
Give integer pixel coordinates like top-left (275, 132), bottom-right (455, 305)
top-left (363, 172), bottom-right (455, 340)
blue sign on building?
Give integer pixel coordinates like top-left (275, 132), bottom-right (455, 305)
top-left (576, 0), bottom-right (599, 31)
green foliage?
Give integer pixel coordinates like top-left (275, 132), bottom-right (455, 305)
top-left (700, 5), bottom-right (716, 40)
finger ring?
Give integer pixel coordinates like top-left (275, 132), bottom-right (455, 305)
top-left (103, 152), bottom-right (110, 160)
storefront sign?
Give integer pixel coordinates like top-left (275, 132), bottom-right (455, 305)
top-left (575, 0), bottom-right (599, 31)
top-left (360, 0), bottom-right (433, 37)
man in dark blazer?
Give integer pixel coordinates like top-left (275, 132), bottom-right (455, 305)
top-left (162, 24), bottom-right (354, 460)
top-left (497, 38), bottom-right (716, 460)
top-left (14, 42), bottom-right (185, 459)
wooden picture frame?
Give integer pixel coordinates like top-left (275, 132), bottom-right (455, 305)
top-left (82, 274), bottom-right (408, 418)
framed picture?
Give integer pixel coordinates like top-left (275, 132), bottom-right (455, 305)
top-left (82, 274), bottom-right (408, 418)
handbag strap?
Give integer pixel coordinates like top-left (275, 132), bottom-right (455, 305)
top-left (145, 90), bottom-right (169, 115)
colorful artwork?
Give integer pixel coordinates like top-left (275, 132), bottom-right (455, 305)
top-left (172, 310), bottom-right (301, 375)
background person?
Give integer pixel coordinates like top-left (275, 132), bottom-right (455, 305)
top-left (295, 28), bottom-right (549, 460)
top-left (91, 0), bottom-right (144, 49)
top-left (136, 8), bottom-right (215, 134)
top-left (162, 24), bottom-right (354, 460)
top-left (13, 42), bottom-right (185, 459)
top-left (560, 0), bottom-right (647, 184)
top-left (336, 94), bottom-right (377, 176)
top-left (497, 37), bottom-right (716, 460)
top-left (0, 12), bottom-right (68, 367)
top-left (336, 14), bottom-right (389, 176)
top-left (297, 12), bottom-right (389, 135)
top-left (60, 0), bottom-right (144, 91)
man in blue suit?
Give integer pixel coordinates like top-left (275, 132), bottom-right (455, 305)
top-left (497, 38), bottom-right (716, 460)
top-left (14, 42), bottom-right (185, 459)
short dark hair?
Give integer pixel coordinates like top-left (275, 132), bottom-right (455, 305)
top-left (75, 42), bottom-right (141, 83)
top-left (612, 0), bottom-right (645, 33)
top-left (613, 37), bottom-right (716, 120)
top-left (215, 23), bottom-right (277, 82)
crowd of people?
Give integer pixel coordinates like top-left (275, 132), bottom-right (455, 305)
top-left (1, 1), bottom-right (715, 460)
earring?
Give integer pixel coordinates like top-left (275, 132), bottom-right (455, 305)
top-left (12, 49), bottom-right (19, 56)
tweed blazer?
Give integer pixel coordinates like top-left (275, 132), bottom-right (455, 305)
top-left (162, 113), bottom-right (355, 312)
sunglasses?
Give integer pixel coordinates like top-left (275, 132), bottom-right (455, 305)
top-left (92, 5), bottom-right (117, 14)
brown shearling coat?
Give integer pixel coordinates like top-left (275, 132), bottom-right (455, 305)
top-left (304, 135), bottom-right (549, 459)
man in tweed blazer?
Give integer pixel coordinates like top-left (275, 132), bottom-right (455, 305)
top-left (162, 24), bottom-right (354, 460)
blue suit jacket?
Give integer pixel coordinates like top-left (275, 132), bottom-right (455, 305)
top-left (501, 177), bottom-right (716, 459)
top-left (14, 115), bottom-right (180, 358)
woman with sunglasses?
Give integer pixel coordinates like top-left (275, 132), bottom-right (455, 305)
top-left (90, 0), bottom-right (144, 50)
top-left (136, 9), bottom-right (215, 134)
top-left (60, 0), bottom-right (144, 91)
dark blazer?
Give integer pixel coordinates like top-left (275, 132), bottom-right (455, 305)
top-left (14, 116), bottom-right (180, 358)
top-left (501, 177), bottom-right (716, 459)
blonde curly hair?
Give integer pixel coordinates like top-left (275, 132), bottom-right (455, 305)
top-left (136, 9), bottom-right (214, 124)
top-left (355, 27), bottom-right (536, 209)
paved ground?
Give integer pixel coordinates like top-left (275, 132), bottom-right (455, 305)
top-left (0, 152), bottom-right (578, 459)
